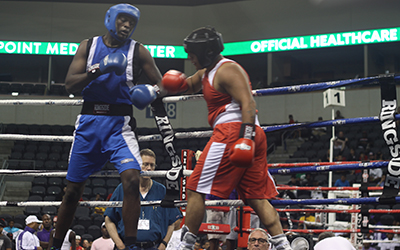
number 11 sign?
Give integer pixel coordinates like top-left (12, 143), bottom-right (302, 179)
top-left (323, 89), bottom-right (345, 108)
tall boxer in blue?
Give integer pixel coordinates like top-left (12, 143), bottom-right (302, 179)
top-left (50, 4), bottom-right (165, 250)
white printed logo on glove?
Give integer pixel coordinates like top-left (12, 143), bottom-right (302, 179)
top-left (234, 143), bottom-right (251, 150)
top-left (103, 55), bottom-right (109, 66)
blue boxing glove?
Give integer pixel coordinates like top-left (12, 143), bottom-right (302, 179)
top-left (87, 52), bottom-right (127, 77)
top-left (129, 84), bottom-right (160, 110)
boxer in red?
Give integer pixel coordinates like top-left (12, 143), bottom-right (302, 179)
top-left (161, 26), bottom-right (292, 250)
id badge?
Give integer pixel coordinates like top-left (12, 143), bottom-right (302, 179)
top-left (138, 219), bottom-right (150, 230)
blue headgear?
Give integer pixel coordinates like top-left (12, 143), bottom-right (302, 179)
top-left (183, 26), bottom-right (224, 68)
top-left (104, 4), bottom-right (140, 42)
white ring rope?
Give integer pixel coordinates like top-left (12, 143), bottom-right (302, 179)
top-left (0, 90), bottom-right (214, 106)
top-left (364, 240), bottom-right (400, 243)
top-left (0, 170), bottom-right (193, 177)
top-left (0, 130), bottom-right (214, 142)
top-left (0, 134), bottom-right (73, 142)
top-left (0, 199), bottom-right (244, 208)
top-left (0, 99), bottom-right (84, 106)
top-left (0, 94), bottom-right (206, 106)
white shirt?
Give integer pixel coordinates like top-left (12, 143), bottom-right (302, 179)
top-left (91, 237), bottom-right (114, 250)
top-left (166, 228), bottom-right (182, 250)
top-left (15, 228), bottom-right (40, 250)
top-left (314, 237), bottom-right (356, 250)
top-left (378, 237), bottom-right (400, 250)
top-left (61, 229), bottom-right (72, 250)
top-left (369, 168), bottom-right (382, 179)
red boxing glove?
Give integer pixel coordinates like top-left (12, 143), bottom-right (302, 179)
top-left (230, 138), bottom-right (255, 168)
top-left (162, 70), bottom-right (189, 93)
top-left (229, 123), bottom-right (256, 168)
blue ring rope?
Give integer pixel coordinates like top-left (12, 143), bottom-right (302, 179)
top-left (270, 196), bottom-right (400, 206)
top-left (269, 161), bottom-right (388, 175)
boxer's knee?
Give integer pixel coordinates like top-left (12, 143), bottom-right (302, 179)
top-left (121, 169), bottom-right (140, 195)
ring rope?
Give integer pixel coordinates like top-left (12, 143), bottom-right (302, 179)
top-left (0, 130), bottom-right (214, 142)
top-left (235, 227), bottom-right (400, 234)
top-left (1, 114), bottom-right (398, 142)
top-left (283, 229), bottom-right (400, 234)
top-left (0, 169), bottom-right (193, 177)
top-left (269, 161), bottom-right (387, 175)
top-left (276, 186), bottom-right (383, 191)
top-left (268, 161), bottom-right (379, 168)
top-left (2, 196), bottom-right (399, 207)
top-left (0, 161), bottom-right (386, 177)
top-left (276, 208), bottom-right (400, 214)
top-left (364, 240), bottom-right (400, 243)
top-left (0, 74), bottom-right (397, 107)
top-left (0, 161), bottom-right (384, 176)
top-left (271, 197), bottom-right (400, 206)
top-left (0, 199), bottom-right (244, 208)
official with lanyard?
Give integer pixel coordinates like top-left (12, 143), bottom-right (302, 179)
top-left (104, 149), bottom-right (182, 250)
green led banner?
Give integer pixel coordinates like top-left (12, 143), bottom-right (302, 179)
top-left (0, 41), bottom-right (80, 56)
top-left (222, 27), bottom-right (400, 56)
top-left (143, 45), bottom-right (186, 59)
top-left (1, 27), bottom-right (399, 58)
top-left (0, 41), bottom-right (186, 58)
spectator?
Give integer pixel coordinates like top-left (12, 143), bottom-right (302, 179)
top-left (75, 236), bottom-right (83, 250)
top-left (311, 117), bottom-right (327, 139)
top-left (93, 194), bottom-right (106, 216)
top-left (376, 151), bottom-right (384, 161)
top-left (377, 168), bottom-right (387, 187)
top-left (82, 239), bottom-right (91, 250)
top-left (298, 212), bottom-right (315, 229)
top-left (48, 216), bottom-right (76, 250)
top-left (201, 241), bottom-right (210, 250)
top-left (334, 154), bottom-right (346, 162)
top-left (194, 242), bottom-right (202, 250)
top-left (310, 180), bottom-right (324, 199)
top-left (369, 167), bottom-right (383, 184)
top-left (6, 233), bottom-right (15, 250)
top-left (247, 228), bottom-right (270, 250)
top-left (104, 149), bottom-right (182, 250)
top-left (288, 114), bottom-right (295, 124)
top-left (333, 131), bottom-right (348, 152)
top-left (91, 223), bottom-right (114, 250)
top-left (36, 214), bottom-right (53, 250)
top-left (314, 231), bottom-right (355, 250)
top-left (357, 131), bottom-right (372, 150)
top-left (3, 220), bottom-right (22, 240)
top-left (368, 152), bottom-right (376, 161)
top-left (335, 110), bottom-right (344, 119)
top-left (359, 152), bottom-right (368, 161)
top-left (304, 173), bottom-right (315, 187)
top-left (347, 148), bottom-right (358, 161)
top-left (0, 219), bottom-right (12, 250)
top-left (15, 215), bottom-right (42, 250)
top-left (287, 175), bottom-right (301, 186)
top-left (378, 233), bottom-right (400, 250)
top-left (334, 174), bottom-right (351, 187)
top-left (288, 114), bottom-right (302, 140)
top-left (364, 232), bottom-right (378, 249)
top-left (279, 175), bottom-right (299, 199)
top-left (362, 242), bottom-right (377, 250)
